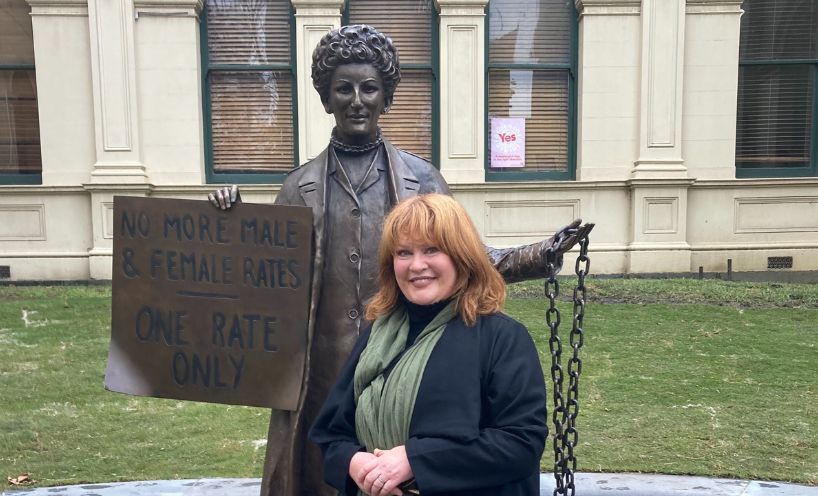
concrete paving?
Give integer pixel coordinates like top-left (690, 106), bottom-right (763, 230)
top-left (3, 474), bottom-right (818, 496)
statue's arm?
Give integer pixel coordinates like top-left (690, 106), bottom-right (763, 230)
top-left (415, 157), bottom-right (594, 283)
top-left (488, 221), bottom-right (594, 284)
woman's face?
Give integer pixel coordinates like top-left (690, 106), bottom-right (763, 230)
top-left (324, 63), bottom-right (389, 145)
top-left (393, 236), bottom-right (458, 306)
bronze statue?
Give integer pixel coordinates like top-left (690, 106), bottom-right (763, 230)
top-left (209, 24), bottom-right (591, 496)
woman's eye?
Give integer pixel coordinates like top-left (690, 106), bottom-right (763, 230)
top-left (424, 246), bottom-right (440, 255)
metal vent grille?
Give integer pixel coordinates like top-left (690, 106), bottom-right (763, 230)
top-left (768, 256), bottom-right (793, 269)
top-left (0, 266), bottom-right (9, 279)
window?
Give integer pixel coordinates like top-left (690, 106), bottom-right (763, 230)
top-left (202, 0), bottom-right (297, 183)
top-left (345, 0), bottom-right (437, 164)
top-left (736, 0), bottom-right (818, 178)
top-left (0, 0), bottom-right (42, 184)
top-left (486, 0), bottom-right (576, 180)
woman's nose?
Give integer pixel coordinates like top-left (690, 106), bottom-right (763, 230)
top-left (409, 253), bottom-right (427, 271)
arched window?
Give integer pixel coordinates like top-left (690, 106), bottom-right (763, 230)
top-left (736, 0), bottom-right (818, 178)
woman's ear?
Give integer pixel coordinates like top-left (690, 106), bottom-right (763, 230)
top-left (323, 98), bottom-right (332, 114)
top-left (382, 97), bottom-right (392, 114)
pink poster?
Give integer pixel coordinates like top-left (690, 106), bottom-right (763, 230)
top-left (490, 117), bottom-right (525, 168)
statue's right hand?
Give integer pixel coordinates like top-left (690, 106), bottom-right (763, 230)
top-left (207, 184), bottom-right (240, 210)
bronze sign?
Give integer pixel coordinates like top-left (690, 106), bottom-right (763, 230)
top-left (104, 196), bottom-right (312, 410)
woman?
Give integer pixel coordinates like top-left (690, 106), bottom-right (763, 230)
top-left (310, 194), bottom-right (548, 496)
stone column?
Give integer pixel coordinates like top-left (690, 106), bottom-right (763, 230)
top-left (27, 0), bottom-right (96, 186)
top-left (683, 0), bottom-right (744, 181)
top-left (435, 0), bottom-right (488, 184)
top-left (87, 0), bottom-right (147, 184)
top-left (632, 0), bottom-right (687, 179)
top-left (133, 0), bottom-right (205, 185)
top-left (292, 0), bottom-right (343, 164)
top-left (627, 0), bottom-right (691, 273)
top-left (573, 0), bottom-right (641, 182)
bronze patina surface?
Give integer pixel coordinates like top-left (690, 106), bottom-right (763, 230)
top-left (105, 196), bottom-right (312, 410)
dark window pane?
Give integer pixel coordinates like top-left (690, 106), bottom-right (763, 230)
top-left (378, 69), bottom-right (433, 161)
top-left (0, 0), bottom-right (41, 177)
top-left (489, 0), bottom-right (572, 65)
top-left (740, 0), bottom-right (818, 60)
top-left (0, 0), bottom-right (35, 65)
top-left (206, 0), bottom-right (291, 66)
top-left (347, 0), bottom-right (433, 65)
top-left (488, 69), bottom-right (569, 171)
top-left (737, 0), bottom-right (816, 174)
top-left (0, 70), bottom-right (41, 174)
top-left (736, 64), bottom-right (813, 169)
top-left (209, 71), bottom-right (294, 173)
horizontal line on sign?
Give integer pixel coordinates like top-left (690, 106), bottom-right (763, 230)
top-left (176, 290), bottom-right (239, 300)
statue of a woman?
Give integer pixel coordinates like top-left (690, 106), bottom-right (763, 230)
top-left (210, 25), bottom-right (590, 496)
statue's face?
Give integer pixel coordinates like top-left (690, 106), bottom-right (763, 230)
top-left (323, 63), bottom-right (390, 145)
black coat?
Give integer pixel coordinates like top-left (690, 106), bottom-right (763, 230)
top-left (309, 312), bottom-right (548, 496)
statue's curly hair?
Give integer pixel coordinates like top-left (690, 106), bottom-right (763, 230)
top-left (312, 24), bottom-right (401, 105)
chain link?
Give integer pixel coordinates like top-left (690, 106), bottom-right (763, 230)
top-left (548, 234), bottom-right (590, 496)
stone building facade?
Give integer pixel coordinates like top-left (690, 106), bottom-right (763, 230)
top-left (1, 0), bottom-right (816, 281)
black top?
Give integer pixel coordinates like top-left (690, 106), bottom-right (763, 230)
top-left (309, 307), bottom-right (548, 496)
top-left (404, 295), bottom-right (451, 347)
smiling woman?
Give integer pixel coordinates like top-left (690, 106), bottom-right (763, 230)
top-left (310, 194), bottom-right (547, 496)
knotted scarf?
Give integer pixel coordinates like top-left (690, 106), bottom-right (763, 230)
top-left (353, 300), bottom-right (457, 454)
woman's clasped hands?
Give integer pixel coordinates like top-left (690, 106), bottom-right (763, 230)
top-left (349, 445), bottom-right (413, 496)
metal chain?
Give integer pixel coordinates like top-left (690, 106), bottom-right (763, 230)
top-left (548, 234), bottom-right (590, 496)
top-left (544, 260), bottom-right (565, 496)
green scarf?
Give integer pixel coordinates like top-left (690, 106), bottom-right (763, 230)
top-left (354, 300), bottom-right (457, 453)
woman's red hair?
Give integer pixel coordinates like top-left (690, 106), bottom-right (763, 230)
top-left (365, 194), bottom-right (505, 326)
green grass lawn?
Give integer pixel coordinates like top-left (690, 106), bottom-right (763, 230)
top-left (1, 280), bottom-right (817, 487)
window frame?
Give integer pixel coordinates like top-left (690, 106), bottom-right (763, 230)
top-left (200, 2), bottom-right (299, 185)
top-left (735, 58), bottom-right (818, 179)
top-left (342, 0), bottom-right (440, 168)
top-left (483, 1), bottom-right (578, 182)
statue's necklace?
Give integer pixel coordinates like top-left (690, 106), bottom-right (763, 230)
top-left (329, 128), bottom-right (383, 153)
top-left (333, 146), bottom-right (381, 195)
